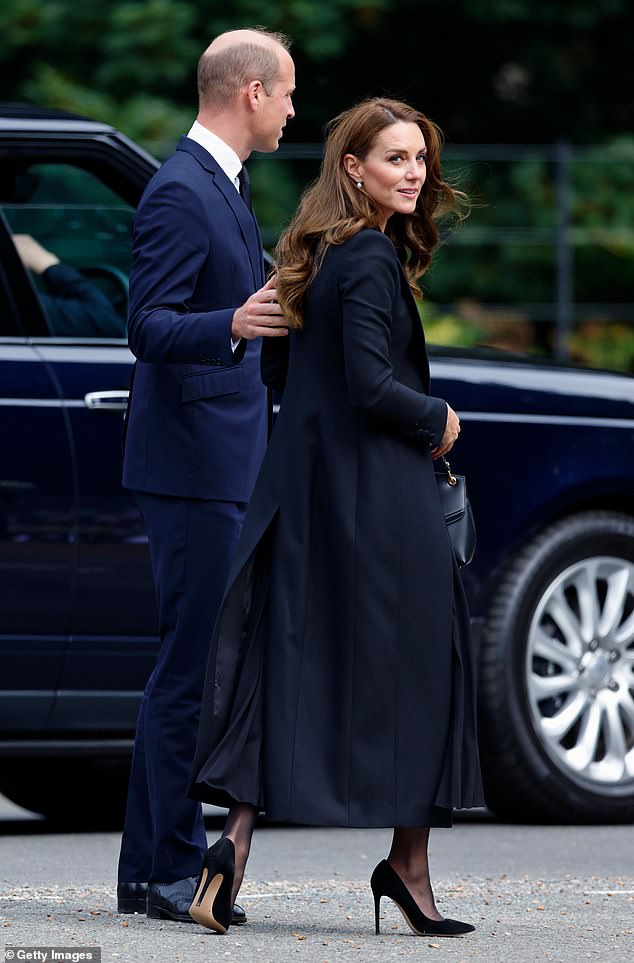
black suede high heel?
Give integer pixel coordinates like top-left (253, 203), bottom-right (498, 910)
top-left (188, 837), bottom-right (235, 933)
top-left (370, 860), bottom-right (475, 937)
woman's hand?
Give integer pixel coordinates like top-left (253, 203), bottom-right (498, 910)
top-left (431, 403), bottom-right (460, 459)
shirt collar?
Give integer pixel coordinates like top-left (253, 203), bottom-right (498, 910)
top-left (187, 120), bottom-right (242, 189)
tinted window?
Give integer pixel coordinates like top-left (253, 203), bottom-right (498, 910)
top-left (1, 162), bottom-right (133, 338)
top-left (0, 259), bottom-right (19, 335)
top-left (0, 212), bottom-right (37, 336)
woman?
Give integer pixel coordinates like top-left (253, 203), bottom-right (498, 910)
top-left (188, 97), bottom-right (484, 937)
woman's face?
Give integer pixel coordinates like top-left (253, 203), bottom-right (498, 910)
top-left (344, 121), bottom-right (427, 229)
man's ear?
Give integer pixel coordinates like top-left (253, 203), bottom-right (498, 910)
top-left (246, 80), bottom-right (263, 111)
top-left (343, 153), bottom-right (362, 180)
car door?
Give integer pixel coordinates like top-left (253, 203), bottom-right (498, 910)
top-left (1, 146), bottom-right (158, 736)
top-left (0, 214), bottom-right (75, 735)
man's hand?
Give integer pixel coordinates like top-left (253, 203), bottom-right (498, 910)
top-left (231, 276), bottom-right (289, 341)
top-left (432, 403), bottom-right (461, 459)
top-left (13, 234), bottom-right (60, 275)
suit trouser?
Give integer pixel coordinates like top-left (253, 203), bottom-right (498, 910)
top-left (117, 492), bottom-right (245, 884)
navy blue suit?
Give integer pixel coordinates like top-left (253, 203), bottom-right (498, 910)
top-left (118, 136), bottom-right (267, 884)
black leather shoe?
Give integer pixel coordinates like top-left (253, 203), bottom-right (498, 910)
top-left (117, 881), bottom-right (148, 914)
top-left (147, 877), bottom-right (199, 922)
top-left (145, 876), bottom-right (246, 926)
top-left (231, 902), bottom-right (247, 925)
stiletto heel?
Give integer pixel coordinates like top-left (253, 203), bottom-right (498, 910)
top-left (188, 837), bottom-right (235, 933)
top-left (374, 894), bottom-right (381, 935)
top-left (370, 860), bottom-right (475, 937)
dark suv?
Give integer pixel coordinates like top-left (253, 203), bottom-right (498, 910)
top-left (0, 106), bottom-right (157, 822)
top-left (1, 106), bottom-right (633, 825)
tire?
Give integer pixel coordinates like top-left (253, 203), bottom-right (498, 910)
top-left (479, 511), bottom-right (634, 823)
top-left (1, 756), bottom-right (131, 828)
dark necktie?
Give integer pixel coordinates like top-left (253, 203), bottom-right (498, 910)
top-left (238, 166), bottom-right (252, 211)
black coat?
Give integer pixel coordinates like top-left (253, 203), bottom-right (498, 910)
top-left (191, 228), bottom-right (483, 827)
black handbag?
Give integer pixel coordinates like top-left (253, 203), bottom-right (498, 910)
top-left (435, 457), bottom-right (476, 567)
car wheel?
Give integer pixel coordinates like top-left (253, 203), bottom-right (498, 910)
top-left (479, 511), bottom-right (634, 823)
top-left (1, 757), bottom-right (131, 828)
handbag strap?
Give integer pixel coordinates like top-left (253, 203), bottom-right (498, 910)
top-left (440, 455), bottom-right (458, 487)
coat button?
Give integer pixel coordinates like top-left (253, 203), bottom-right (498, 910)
top-left (415, 426), bottom-right (434, 448)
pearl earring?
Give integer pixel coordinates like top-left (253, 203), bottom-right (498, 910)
top-left (356, 180), bottom-right (363, 188)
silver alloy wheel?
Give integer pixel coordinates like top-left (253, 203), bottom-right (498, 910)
top-left (526, 556), bottom-right (634, 795)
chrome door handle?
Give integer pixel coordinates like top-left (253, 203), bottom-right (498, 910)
top-left (84, 390), bottom-right (129, 411)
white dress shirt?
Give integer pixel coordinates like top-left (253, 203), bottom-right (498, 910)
top-left (186, 121), bottom-right (245, 350)
top-left (187, 120), bottom-right (242, 192)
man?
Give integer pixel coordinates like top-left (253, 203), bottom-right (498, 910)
top-left (117, 28), bottom-right (294, 925)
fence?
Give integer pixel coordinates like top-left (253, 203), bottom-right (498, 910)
top-left (244, 141), bottom-right (634, 371)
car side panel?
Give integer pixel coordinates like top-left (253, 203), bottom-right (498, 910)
top-left (0, 340), bottom-right (75, 730)
top-left (35, 342), bottom-right (158, 733)
top-left (431, 357), bottom-right (634, 618)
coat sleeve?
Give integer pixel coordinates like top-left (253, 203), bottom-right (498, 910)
top-left (41, 263), bottom-right (126, 338)
top-left (127, 179), bottom-right (245, 365)
top-left (338, 230), bottom-right (447, 447)
top-left (260, 334), bottom-right (290, 392)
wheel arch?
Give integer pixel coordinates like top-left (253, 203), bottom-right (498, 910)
top-left (477, 509), bottom-right (634, 823)
top-left (476, 484), bottom-right (634, 620)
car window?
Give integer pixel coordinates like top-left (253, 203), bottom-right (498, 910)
top-left (1, 162), bottom-right (134, 339)
top-left (0, 208), bottom-right (47, 337)
top-left (0, 260), bottom-right (20, 336)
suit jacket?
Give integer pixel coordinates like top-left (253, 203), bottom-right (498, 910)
top-left (122, 136), bottom-right (268, 501)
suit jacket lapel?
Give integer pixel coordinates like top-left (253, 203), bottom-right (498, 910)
top-left (176, 137), bottom-right (265, 289)
top-left (213, 174), bottom-right (265, 287)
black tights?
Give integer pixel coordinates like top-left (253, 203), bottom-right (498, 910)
top-left (222, 809), bottom-right (442, 919)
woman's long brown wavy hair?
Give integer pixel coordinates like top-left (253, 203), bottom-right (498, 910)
top-left (275, 97), bottom-right (468, 329)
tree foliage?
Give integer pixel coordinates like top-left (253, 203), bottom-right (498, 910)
top-left (1, 0), bottom-right (632, 149)
top-left (2, 0), bottom-right (633, 368)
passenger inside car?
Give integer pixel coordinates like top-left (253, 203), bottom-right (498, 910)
top-left (1, 157), bottom-right (134, 338)
top-left (13, 233), bottom-right (126, 337)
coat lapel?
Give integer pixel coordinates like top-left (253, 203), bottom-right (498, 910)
top-left (396, 259), bottom-right (431, 392)
top-left (176, 137), bottom-right (265, 289)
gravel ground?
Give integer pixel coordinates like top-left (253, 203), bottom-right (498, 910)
top-left (1, 814), bottom-right (633, 963)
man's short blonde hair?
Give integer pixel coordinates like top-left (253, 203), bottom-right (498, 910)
top-left (198, 27), bottom-right (291, 107)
